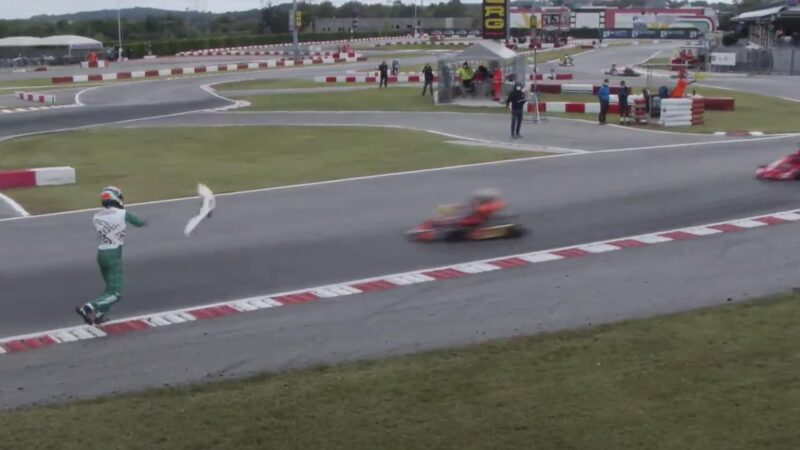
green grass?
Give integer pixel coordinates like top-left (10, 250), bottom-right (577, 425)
top-left (0, 78), bottom-right (55, 89)
top-left (239, 86), bottom-right (486, 113)
top-left (641, 57), bottom-right (671, 68)
top-left (0, 126), bottom-right (533, 214)
top-left (3, 293), bottom-right (800, 450)
top-left (537, 86), bottom-right (800, 133)
top-left (528, 46), bottom-right (587, 64)
top-left (212, 78), bottom-right (322, 91)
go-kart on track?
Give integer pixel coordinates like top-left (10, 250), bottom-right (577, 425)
top-left (1, 42), bottom-right (800, 409)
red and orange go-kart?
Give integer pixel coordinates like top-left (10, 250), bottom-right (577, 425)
top-left (756, 150), bottom-right (800, 181)
top-left (406, 204), bottom-right (527, 242)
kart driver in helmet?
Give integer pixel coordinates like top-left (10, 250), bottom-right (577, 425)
top-left (435, 188), bottom-right (506, 230)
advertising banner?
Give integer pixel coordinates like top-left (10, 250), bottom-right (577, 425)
top-left (483, 0), bottom-right (508, 39)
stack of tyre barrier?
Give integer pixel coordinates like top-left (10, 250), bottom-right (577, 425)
top-left (659, 98), bottom-right (693, 127)
top-left (691, 98), bottom-right (705, 126)
top-left (633, 97), bottom-right (648, 125)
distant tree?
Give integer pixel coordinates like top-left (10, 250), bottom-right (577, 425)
top-left (317, 1), bottom-right (337, 18)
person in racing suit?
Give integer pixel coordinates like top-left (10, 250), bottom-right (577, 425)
top-left (76, 186), bottom-right (147, 325)
top-left (457, 189), bottom-right (506, 229)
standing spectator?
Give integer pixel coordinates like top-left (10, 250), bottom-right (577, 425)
top-left (618, 80), bottom-right (630, 125)
top-left (392, 59), bottom-right (400, 76)
top-left (458, 62), bottom-right (474, 96)
top-left (598, 78), bottom-right (610, 125)
top-left (378, 61), bottom-right (389, 88)
top-left (505, 82), bottom-right (527, 139)
top-left (421, 63), bottom-right (434, 96)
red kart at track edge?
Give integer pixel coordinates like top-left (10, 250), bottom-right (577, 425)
top-left (756, 147), bottom-right (800, 181)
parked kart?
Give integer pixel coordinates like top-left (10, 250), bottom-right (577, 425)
top-left (406, 205), bottom-right (527, 242)
top-left (604, 66), bottom-right (640, 77)
top-left (756, 150), bottom-right (800, 180)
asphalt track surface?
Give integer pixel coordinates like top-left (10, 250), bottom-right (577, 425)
top-left (2, 42), bottom-right (800, 409)
top-left (3, 209), bottom-right (800, 409)
top-left (2, 133), bottom-right (799, 338)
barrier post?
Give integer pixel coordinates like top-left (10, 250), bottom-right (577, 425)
top-left (633, 97), bottom-right (647, 126)
top-left (691, 98), bottom-right (705, 126)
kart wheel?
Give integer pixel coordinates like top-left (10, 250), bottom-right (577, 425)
top-left (507, 225), bottom-right (527, 238)
top-left (444, 229), bottom-right (467, 242)
top-left (794, 171), bottom-right (800, 181)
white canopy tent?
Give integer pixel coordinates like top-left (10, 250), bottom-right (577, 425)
top-left (437, 41), bottom-right (526, 103)
top-left (0, 35), bottom-right (103, 64)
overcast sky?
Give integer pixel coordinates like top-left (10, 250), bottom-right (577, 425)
top-left (2, 0), bottom-right (439, 20)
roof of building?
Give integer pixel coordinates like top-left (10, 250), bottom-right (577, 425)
top-left (0, 35), bottom-right (103, 49)
top-left (732, 5), bottom-right (786, 22)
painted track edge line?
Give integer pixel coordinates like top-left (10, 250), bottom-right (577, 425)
top-left (3, 206), bottom-right (800, 355)
top-left (0, 192), bottom-right (30, 217)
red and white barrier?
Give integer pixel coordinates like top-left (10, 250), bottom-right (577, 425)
top-left (314, 74), bottom-right (435, 83)
top-left (530, 73), bottom-right (574, 81)
top-left (81, 60), bottom-right (107, 68)
top-left (53, 55), bottom-right (367, 84)
top-left (372, 40), bottom-right (467, 47)
top-left (0, 167), bottom-right (76, 190)
top-left (179, 50), bottom-right (357, 58)
top-left (15, 91), bottom-right (56, 104)
top-left (175, 36), bottom-right (408, 56)
top-left (527, 95), bottom-right (644, 114)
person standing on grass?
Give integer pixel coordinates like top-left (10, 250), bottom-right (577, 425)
top-left (598, 78), bottom-right (610, 125)
top-left (76, 186), bottom-right (147, 325)
top-left (618, 80), bottom-right (630, 125)
top-left (505, 82), bottom-right (527, 139)
top-left (378, 61), bottom-right (389, 88)
top-left (422, 63), bottom-right (434, 96)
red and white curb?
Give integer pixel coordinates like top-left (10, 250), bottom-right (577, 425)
top-left (16, 91), bottom-right (56, 103)
top-left (1, 104), bottom-right (81, 115)
top-left (714, 131), bottom-right (765, 137)
top-left (2, 208), bottom-right (800, 356)
top-left (0, 166), bottom-right (76, 189)
top-left (52, 56), bottom-right (366, 84)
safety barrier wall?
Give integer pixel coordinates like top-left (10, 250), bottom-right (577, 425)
top-left (53, 55), bottom-right (366, 84)
top-left (15, 91), bottom-right (56, 103)
top-left (0, 167), bottom-right (75, 189)
top-left (175, 35), bottom-right (413, 56)
top-left (659, 98), bottom-right (693, 127)
top-left (80, 61), bottom-right (107, 68)
top-left (532, 84), bottom-right (735, 111)
top-left (527, 95), bottom-right (644, 114)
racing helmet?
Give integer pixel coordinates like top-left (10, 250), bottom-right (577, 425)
top-left (100, 186), bottom-right (124, 209)
top-left (472, 188), bottom-right (501, 203)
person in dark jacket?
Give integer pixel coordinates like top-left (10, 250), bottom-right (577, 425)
top-left (618, 80), bottom-right (630, 125)
top-left (598, 79), bottom-right (610, 125)
top-left (505, 82), bottom-right (527, 139)
top-left (378, 61), bottom-right (389, 88)
top-left (421, 63), bottom-right (434, 96)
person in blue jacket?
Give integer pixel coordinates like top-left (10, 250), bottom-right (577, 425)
top-left (598, 79), bottom-right (610, 125)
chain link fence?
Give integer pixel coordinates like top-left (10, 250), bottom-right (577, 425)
top-left (708, 42), bottom-right (800, 75)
